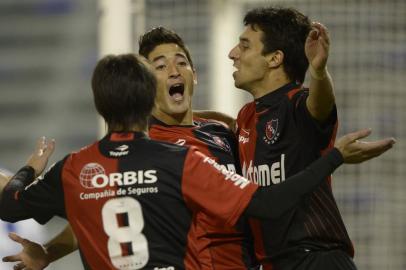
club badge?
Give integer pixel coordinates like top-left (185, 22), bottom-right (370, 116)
top-left (263, 119), bottom-right (280, 145)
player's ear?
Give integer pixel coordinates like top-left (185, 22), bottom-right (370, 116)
top-left (192, 68), bottom-right (197, 85)
top-left (266, 50), bottom-right (284, 69)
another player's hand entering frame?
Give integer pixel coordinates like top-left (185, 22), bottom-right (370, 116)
top-left (335, 128), bottom-right (395, 163)
top-left (2, 232), bottom-right (50, 270)
top-left (26, 137), bottom-right (55, 177)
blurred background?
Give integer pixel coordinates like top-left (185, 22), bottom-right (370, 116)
top-left (0, 0), bottom-right (404, 269)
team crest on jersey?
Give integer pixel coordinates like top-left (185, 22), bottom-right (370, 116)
top-left (212, 136), bottom-right (231, 151)
top-left (79, 163), bottom-right (105, 189)
top-left (263, 119), bottom-right (280, 145)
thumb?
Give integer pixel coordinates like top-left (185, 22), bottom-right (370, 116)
top-left (43, 139), bottom-right (56, 159)
top-left (308, 29), bottom-right (319, 40)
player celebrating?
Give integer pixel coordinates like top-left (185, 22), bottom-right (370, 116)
top-left (200, 6), bottom-right (365, 270)
top-left (0, 53), bottom-right (394, 270)
top-left (3, 27), bottom-right (253, 270)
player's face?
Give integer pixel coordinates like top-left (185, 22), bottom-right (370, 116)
top-left (147, 43), bottom-right (196, 118)
top-left (229, 26), bottom-right (269, 94)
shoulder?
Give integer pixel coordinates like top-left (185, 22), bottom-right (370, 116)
top-left (239, 101), bottom-right (255, 114)
top-left (194, 116), bottom-right (229, 130)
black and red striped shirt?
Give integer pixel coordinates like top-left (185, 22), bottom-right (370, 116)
top-left (0, 120), bottom-right (348, 269)
top-left (236, 82), bottom-right (353, 268)
top-left (2, 132), bottom-right (257, 269)
top-left (149, 117), bottom-right (255, 269)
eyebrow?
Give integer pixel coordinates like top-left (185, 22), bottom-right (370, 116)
top-left (239, 37), bottom-right (250, 43)
top-left (152, 55), bottom-right (165, 63)
top-left (152, 53), bottom-right (188, 63)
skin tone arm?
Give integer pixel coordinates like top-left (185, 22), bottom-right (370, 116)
top-left (2, 225), bottom-right (78, 270)
top-left (305, 22), bottom-right (336, 123)
top-left (0, 171), bottom-right (11, 198)
top-left (2, 129), bottom-right (395, 270)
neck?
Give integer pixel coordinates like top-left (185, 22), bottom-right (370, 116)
top-left (152, 109), bottom-right (193, 126)
top-left (249, 70), bottom-right (292, 99)
top-left (108, 124), bottom-right (147, 133)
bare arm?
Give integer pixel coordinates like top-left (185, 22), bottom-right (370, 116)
top-left (305, 22), bottom-right (335, 122)
top-left (2, 225), bottom-right (78, 270)
top-left (0, 170), bottom-right (12, 198)
top-left (193, 110), bottom-right (236, 132)
top-left (44, 224), bottom-right (78, 263)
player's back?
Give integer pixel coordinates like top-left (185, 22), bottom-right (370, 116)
top-left (62, 132), bottom-right (199, 269)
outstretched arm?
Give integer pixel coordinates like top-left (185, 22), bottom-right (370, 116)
top-left (245, 129), bottom-right (395, 219)
top-left (3, 225), bottom-right (78, 270)
top-left (305, 22), bottom-right (335, 123)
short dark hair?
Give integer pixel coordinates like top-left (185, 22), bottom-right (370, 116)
top-left (139, 26), bottom-right (194, 68)
top-left (91, 54), bottom-right (157, 132)
top-left (244, 7), bottom-right (312, 83)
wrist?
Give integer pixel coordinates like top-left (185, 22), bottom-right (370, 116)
top-left (309, 65), bottom-right (328, 80)
top-left (42, 244), bottom-right (55, 263)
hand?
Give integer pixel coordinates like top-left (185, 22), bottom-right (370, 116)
top-left (2, 232), bottom-right (50, 270)
top-left (305, 22), bottom-right (330, 77)
top-left (335, 129), bottom-right (395, 164)
top-left (26, 137), bottom-right (55, 177)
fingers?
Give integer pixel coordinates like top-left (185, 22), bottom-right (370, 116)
top-left (13, 262), bottom-right (26, 270)
top-left (310, 21), bottom-right (330, 44)
top-left (35, 137), bottom-right (56, 158)
top-left (8, 232), bottom-right (29, 245)
top-left (359, 138), bottom-right (396, 157)
top-left (2, 254), bottom-right (21, 262)
top-left (345, 128), bottom-right (372, 142)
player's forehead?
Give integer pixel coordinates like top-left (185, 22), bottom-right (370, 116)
top-left (148, 43), bottom-right (188, 62)
top-left (239, 25), bottom-right (264, 44)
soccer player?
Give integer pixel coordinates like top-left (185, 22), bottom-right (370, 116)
top-left (0, 54), bottom-right (394, 270)
top-left (199, 6), bottom-right (366, 270)
top-left (4, 27), bottom-right (252, 270)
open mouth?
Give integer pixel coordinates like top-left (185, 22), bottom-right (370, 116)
top-left (169, 83), bottom-right (185, 102)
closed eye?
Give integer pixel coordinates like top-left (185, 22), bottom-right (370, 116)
top-left (155, 64), bottom-right (166, 70)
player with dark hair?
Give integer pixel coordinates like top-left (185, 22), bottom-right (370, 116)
top-left (3, 27), bottom-right (253, 270)
top-left (2, 27), bottom-right (250, 270)
top-left (197, 6), bottom-right (362, 270)
top-left (0, 52), bottom-right (395, 270)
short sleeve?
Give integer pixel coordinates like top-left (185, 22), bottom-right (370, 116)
top-left (294, 90), bottom-right (338, 149)
top-left (19, 158), bottom-right (67, 224)
top-left (181, 147), bottom-right (258, 227)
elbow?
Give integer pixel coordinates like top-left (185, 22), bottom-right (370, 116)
top-left (0, 192), bottom-right (22, 223)
top-left (0, 204), bottom-right (16, 223)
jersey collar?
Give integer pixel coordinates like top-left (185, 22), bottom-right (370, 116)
top-left (255, 82), bottom-right (301, 111)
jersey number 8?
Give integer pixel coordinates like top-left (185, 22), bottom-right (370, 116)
top-left (102, 197), bottom-right (149, 269)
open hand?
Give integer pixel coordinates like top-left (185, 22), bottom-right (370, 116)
top-left (335, 129), bottom-right (395, 163)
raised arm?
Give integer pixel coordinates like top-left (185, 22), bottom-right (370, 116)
top-left (305, 22), bottom-right (335, 122)
top-left (0, 137), bottom-right (55, 223)
top-left (245, 129), bottom-right (395, 219)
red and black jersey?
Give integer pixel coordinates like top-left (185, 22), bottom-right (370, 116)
top-left (236, 82), bottom-right (353, 267)
top-left (149, 117), bottom-right (240, 174)
top-left (149, 117), bottom-right (255, 269)
top-left (4, 132), bottom-right (257, 270)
